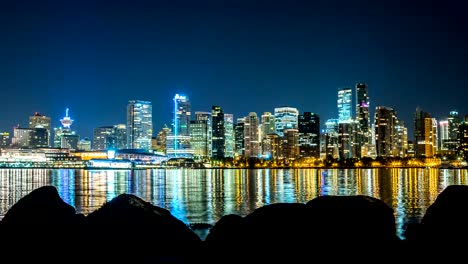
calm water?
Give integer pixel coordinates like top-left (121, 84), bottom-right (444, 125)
top-left (1, 168), bottom-right (467, 239)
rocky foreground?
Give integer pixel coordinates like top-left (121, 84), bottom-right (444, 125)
top-left (0, 185), bottom-right (467, 263)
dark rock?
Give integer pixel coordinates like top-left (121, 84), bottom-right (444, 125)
top-left (0, 186), bottom-right (82, 261)
top-left (205, 214), bottom-right (244, 242)
top-left (418, 185), bottom-right (468, 245)
top-left (84, 194), bottom-right (201, 262)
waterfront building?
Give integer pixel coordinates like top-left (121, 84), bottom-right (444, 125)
top-left (154, 125), bottom-right (171, 154)
top-left (274, 107), bottom-right (299, 137)
top-left (224, 113), bottom-right (234, 158)
top-left (447, 111), bottom-right (461, 150)
top-left (30, 127), bottom-right (48, 148)
top-left (414, 108), bottom-right (437, 157)
top-left (338, 87), bottom-right (352, 123)
top-left (127, 100), bottom-right (152, 150)
top-left (395, 121), bottom-right (408, 157)
top-left (29, 112), bottom-right (51, 147)
top-left (298, 112), bottom-right (320, 158)
top-left (244, 112), bottom-right (260, 158)
top-left (374, 106), bottom-right (398, 157)
top-left (458, 115), bottom-right (468, 161)
top-left (262, 133), bottom-right (280, 159)
top-left (234, 118), bottom-right (245, 157)
top-left (324, 119), bottom-right (339, 158)
top-left (355, 83), bottom-right (371, 156)
top-left (190, 112), bottom-right (211, 159)
top-left (62, 134), bottom-right (79, 150)
top-left (0, 132), bottom-right (10, 148)
top-left (261, 112), bottom-right (276, 139)
top-left (338, 122), bottom-right (352, 159)
top-left (439, 120), bottom-right (449, 150)
top-left (113, 124), bottom-right (127, 150)
top-left (78, 138), bottom-right (92, 151)
top-left (93, 126), bottom-right (114, 150)
top-left (11, 127), bottom-right (33, 148)
top-left (282, 129), bottom-right (299, 159)
top-left (211, 106), bottom-right (225, 159)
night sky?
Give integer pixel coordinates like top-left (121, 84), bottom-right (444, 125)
top-left (1, 0), bottom-right (467, 138)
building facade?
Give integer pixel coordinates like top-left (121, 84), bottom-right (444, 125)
top-left (338, 88), bottom-right (352, 123)
top-left (29, 112), bottom-right (51, 147)
top-left (234, 118), bottom-right (245, 157)
top-left (244, 112), bottom-right (260, 158)
top-left (127, 100), bottom-right (152, 150)
top-left (274, 107), bottom-right (299, 137)
top-left (211, 106), bottom-right (225, 159)
top-left (298, 112), bottom-right (320, 158)
top-left (224, 113), bottom-right (234, 158)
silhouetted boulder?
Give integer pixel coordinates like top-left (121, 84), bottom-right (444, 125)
top-left (205, 214), bottom-right (244, 242)
top-left (417, 185), bottom-right (468, 245)
top-left (84, 194), bottom-right (201, 262)
top-left (0, 186), bottom-right (82, 260)
top-left (306, 195), bottom-right (398, 244)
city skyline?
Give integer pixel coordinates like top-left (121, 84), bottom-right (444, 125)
top-left (1, 0), bottom-right (467, 138)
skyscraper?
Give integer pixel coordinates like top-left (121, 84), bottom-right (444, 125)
top-left (30, 128), bottom-right (48, 148)
top-left (224, 113), bottom-right (235, 158)
top-left (324, 119), bottom-right (339, 158)
top-left (298, 112), bottom-right (320, 158)
top-left (93, 126), bottom-right (114, 150)
top-left (127, 100), bottom-right (152, 150)
top-left (374, 106), bottom-right (398, 157)
top-left (190, 112), bottom-right (211, 159)
top-left (11, 127), bottom-right (32, 148)
top-left (113, 124), bottom-right (127, 150)
top-left (174, 94), bottom-right (191, 136)
top-left (447, 110), bottom-right (461, 150)
top-left (355, 83), bottom-right (371, 156)
top-left (283, 129), bottom-right (299, 159)
top-left (261, 112), bottom-right (276, 139)
top-left (29, 112), bottom-right (51, 147)
top-left (155, 125), bottom-right (171, 154)
top-left (211, 106), bottom-right (225, 159)
top-left (338, 88), bottom-right (352, 123)
top-left (414, 107), bottom-right (437, 157)
top-left (244, 112), bottom-right (260, 158)
top-left (234, 118), bottom-right (245, 157)
top-left (458, 116), bottom-right (468, 161)
top-left (274, 107), bottom-right (299, 137)
top-left (439, 120), bottom-right (449, 150)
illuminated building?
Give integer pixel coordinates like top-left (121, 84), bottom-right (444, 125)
top-left (30, 127), bottom-right (49, 148)
top-left (211, 106), bottom-right (225, 159)
top-left (0, 132), bottom-right (10, 148)
top-left (93, 126), bottom-right (114, 150)
top-left (298, 112), bottom-right (320, 158)
top-left (439, 120), bottom-right (449, 150)
top-left (234, 118), bottom-right (245, 157)
top-left (29, 112), bottom-right (51, 147)
top-left (355, 83), bottom-right (371, 156)
top-left (274, 107), bottom-right (299, 137)
top-left (262, 133), bottom-right (280, 159)
top-left (458, 116), bottom-right (468, 161)
top-left (395, 121), bottom-right (408, 157)
top-left (374, 106), bottom-right (398, 157)
top-left (154, 125), bottom-right (171, 154)
top-left (166, 94), bottom-right (193, 157)
top-left (244, 112), bottom-right (260, 157)
top-left (54, 108), bottom-right (78, 149)
top-left (224, 113), bottom-right (235, 158)
top-left (338, 122), bottom-right (352, 159)
top-left (113, 124), bottom-right (127, 150)
top-left (11, 127), bottom-right (32, 148)
top-left (190, 112), bottom-right (211, 159)
top-left (282, 129), bottom-right (299, 159)
top-left (78, 137), bottom-right (92, 151)
top-left (127, 100), bottom-right (152, 150)
top-left (324, 119), bottom-right (339, 158)
top-left (447, 111), bottom-right (461, 150)
top-left (414, 108), bottom-right (437, 157)
top-left (261, 112), bottom-right (276, 139)
top-left (338, 87), bottom-right (352, 123)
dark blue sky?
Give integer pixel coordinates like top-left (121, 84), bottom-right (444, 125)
top-left (1, 0), bottom-right (467, 138)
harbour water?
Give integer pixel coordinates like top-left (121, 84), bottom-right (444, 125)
top-left (1, 168), bottom-right (467, 239)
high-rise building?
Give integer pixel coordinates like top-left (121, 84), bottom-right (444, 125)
top-left (190, 112), bottom-right (211, 159)
top-left (11, 127), bottom-right (33, 148)
top-left (154, 125), bottom-right (171, 154)
top-left (281, 129), bottom-right (299, 159)
top-left (113, 124), bottom-right (127, 150)
top-left (374, 106), bottom-right (398, 157)
top-left (54, 108), bottom-right (76, 148)
top-left (324, 119), bottom-right (339, 158)
top-left (211, 106), bottom-right (225, 159)
top-left (62, 134), bottom-right (79, 150)
top-left (439, 120), bottom-right (449, 150)
top-left (395, 121), bottom-right (408, 157)
top-left (78, 138), bottom-right (92, 151)
top-left (298, 112), bottom-right (320, 158)
top-left (0, 132), bottom-right (10, 148)
top-left (414, 108), bottom-right (437, 157)
top-left (458, 116), bottom-right (468, 161)
top-left (234, 118), bottom-right (245, 157)
top-left (29, 112), bottom-right (51, 147)
top-left (224, 113), bottom-right (234, 158)
top-left (338, 88), bottom-right (352, 123)
top-left (355, 83), bottom-right (371, 156)
top-left (93, 126), bottom-right (114, 150)
top-left (447, 111), bottom-right (461, 150)
top-left (338, 123), bottom-right (352, 159)
top-left (274, 107), bottom-right (299, 137)
top-left (173, 94), bottom-right (191, 136)
top-left (30, 128), bottom-right (48, 148)
top-left (127, 100), bottom-right (152, 150)
top-left (244, 112), bottom-right (260, 158)
top-left (262, 133), bottom-right (280, 159)
top-left (261, 112), bottom-right (276, 139)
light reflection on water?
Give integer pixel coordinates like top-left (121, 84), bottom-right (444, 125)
top-left (1, 168), bottom-right (467, 239)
